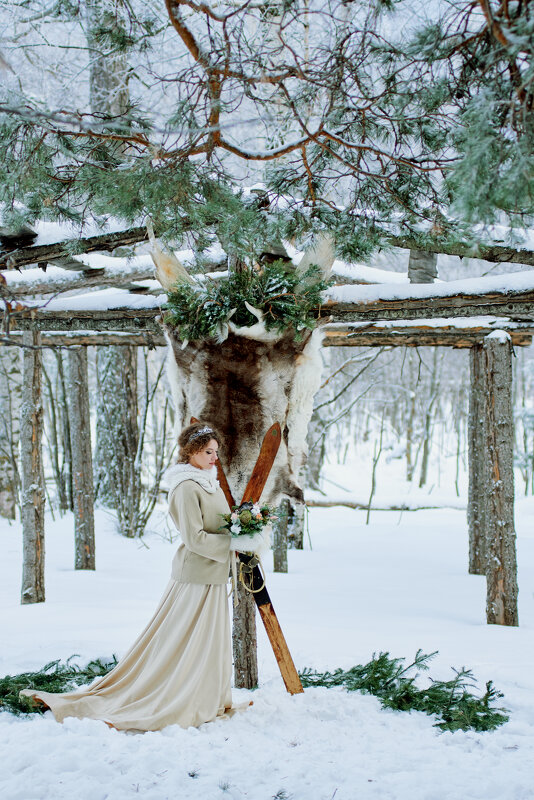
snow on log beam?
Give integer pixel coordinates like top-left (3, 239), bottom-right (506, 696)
top-left (20, 330), bottom-right (45, 605)
top-left (324, 272), bottom-right (534, 322)
top-left (483, 332), bottom-right (518, 627)
top-left (1, 263), bottom-right (156, 296)
top-left (0, 226), bottom-right (149, 270)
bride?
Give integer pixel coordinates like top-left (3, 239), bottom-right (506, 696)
top-left (21, 422), bottom-right (264, 731)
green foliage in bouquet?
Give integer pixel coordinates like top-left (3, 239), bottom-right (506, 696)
top-left (0, 656), bottom-right (117, 716)
top-left (219, 501), bottom-right (274, 539)
top-left (163, 261), bottom-right (332, 342)
top-left (299, 650), bottom-right (508, 733)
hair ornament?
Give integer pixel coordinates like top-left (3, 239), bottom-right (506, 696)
top-left (189, 426), bottom-right (214, 442)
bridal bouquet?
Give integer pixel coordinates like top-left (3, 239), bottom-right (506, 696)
top-left (219, 501), bottom-right (275, 540)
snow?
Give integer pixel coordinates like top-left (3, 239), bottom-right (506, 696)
top-left (330, 259), bottom-right (409, 285)
top-left (325, 316), bottom-right (527, 331)
top-left (27, 288), bottom-right (163, 312)
top-left (1, 490), bottom-right (534, 799)
top-left (328, 269), bottom-right (534, 305)
top-left (486, 330), bottom-right (512, 343)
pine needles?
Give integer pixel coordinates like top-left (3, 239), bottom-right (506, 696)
top-left (299, 650), bottom-right (508, 733)
top-left (0, 656), bottom-right (117, 716)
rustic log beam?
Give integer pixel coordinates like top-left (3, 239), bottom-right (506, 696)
top-left (7, 282), bottom-right (534, 334)
top-left (3, 326), bottom-right (532, 348)
top-left (1, 333), bottom-right (167, 347)
top-left (0, 226), bottom-right (150, 270)
top-left (1, 264), bottom-right (156, 296)
top-left (67, 347), bottom-right (95, 570)
top-left (468, 344), bottom-right (487, 575)
top-left (323, 330), bottom-right (533, 348)
top-left (483, 332), bottom-right (518, 626)
top-left (7, 309), bottom-right (163, 334)
top-left (4, 226), bottom-right (534, 272)
top-left (322, 291), bottom-right (534, 323)
top-left (20, 330), bottom-right (45, 604)
top-left (387, 234), bottom-right (534, 266)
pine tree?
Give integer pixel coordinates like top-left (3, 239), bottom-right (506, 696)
top-left (1, 1), bottom-right (531, 256)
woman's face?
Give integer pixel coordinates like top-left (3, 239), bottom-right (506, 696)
top-left (189, 439), bottom-right (219, 470)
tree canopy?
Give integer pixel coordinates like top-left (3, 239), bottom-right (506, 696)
top-left (0, 0), bottom-right (533, 260)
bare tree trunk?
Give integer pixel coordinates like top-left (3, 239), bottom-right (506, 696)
top-left (273, 497), bottom-right (289, 572)
top-left (468, 344), bottom-right (487, 575)
top-left (56, 351), bottom-right (74, 511)
top-left (67, 347), bottom-right (95, 570)
top-left (0, 347), bottom-right (21, 519)
top-left (84, 0), bottom-right (129, 119)
top-left (483, 333), bottom-right (518, 626)
top-left (306, 409), bottom-right (326, 491)
top-left (406, 388), bottom-right (416, 481)
top-left (288, 500), bottom-right (305, 550)
top-left (419, 348), bottom-right (440, 488)
top-left (20, 332), bottom-right (45, 604)
top-left (232, 583), bottom-right (258, 689)
top-left (94, 346), bottom-right (138, 527)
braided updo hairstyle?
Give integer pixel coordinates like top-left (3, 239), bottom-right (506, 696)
top-left (177, 422), bottom-right (222, 464)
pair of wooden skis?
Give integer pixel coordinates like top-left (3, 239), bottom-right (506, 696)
top-left (192, 418), bottom-right (304, 695)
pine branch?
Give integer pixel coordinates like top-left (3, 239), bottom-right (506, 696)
top-left (299, 651), bottom-right (509, 733)
top-left (0, 656), bottom-right (118, 716)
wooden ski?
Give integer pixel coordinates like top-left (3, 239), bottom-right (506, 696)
top-left (190, 417), bottom-right (304, 695)
top-left (241, 422), bottom-right (281, 503)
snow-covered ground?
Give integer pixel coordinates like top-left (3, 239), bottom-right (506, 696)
top-left (1, 497), bottom-right (534, 800)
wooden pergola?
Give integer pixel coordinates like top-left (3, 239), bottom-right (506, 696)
top-left (3, 249), bottom-right (532, 628)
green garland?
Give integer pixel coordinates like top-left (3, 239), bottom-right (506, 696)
top-left (0, 656), bottom-right (117, 716)
top-left (299, 650), bottom-right (509, 733)
top-left (163, 261), bottom-right (331, 342)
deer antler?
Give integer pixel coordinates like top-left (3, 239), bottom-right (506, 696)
top-left (296, 232), bottom-right (335, 279)
top-left (146, 218), bottom-right (194, 290)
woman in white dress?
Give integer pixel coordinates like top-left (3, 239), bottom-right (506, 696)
top-left (21, 422), bottom-right (261, 731)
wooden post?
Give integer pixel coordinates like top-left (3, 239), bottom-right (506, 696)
top-left (20, 331), bottom-right (45, 604)
top-left (67, 347), bottom-right (95, 570)
top-left (483, 332), bottom-right (518, 626)
top-left (468, 344), bottom-right (487, 575)
top-left (232, 583), bottom-right (258, 689)
top-left (273, 498), bottom-right (289, 572)
top-left (408, 249), bottom-right (438, 283)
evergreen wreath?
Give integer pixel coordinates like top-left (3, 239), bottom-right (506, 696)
top-left (163, 261), bottom-right (331, 342)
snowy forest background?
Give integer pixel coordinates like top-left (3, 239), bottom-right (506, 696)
top-left (2, 1), bottom-right (534, 798)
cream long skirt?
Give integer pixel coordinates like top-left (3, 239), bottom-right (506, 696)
top-left (20, 580), bottom-right (237, 732)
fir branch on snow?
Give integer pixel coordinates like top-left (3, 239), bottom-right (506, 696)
top-left (299, 650), bottom-right (509, 733)
top-left (0, 656), bottom-right (118, 716)
top-left (163, 262), bottom-right (332, 342)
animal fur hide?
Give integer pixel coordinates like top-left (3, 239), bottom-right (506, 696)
top-left (164, 323), bottom-right (324, 505)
